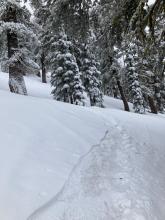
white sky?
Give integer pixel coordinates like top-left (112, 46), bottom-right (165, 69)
top-left (148, 0), bottom-right (156, 5)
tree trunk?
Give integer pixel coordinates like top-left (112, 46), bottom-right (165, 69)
top-left (113, 85), bottom-right (118, 98)
top-left (37, 71), bottom-right (41, 77)
top-left (6, 6), bottom-right (27, 95)
top-left (116, 79), bottom-right (130, 112)
top-left (41, 52), bottom-right (47, 83)
top-left (148, 96), bottom-right (158, 114)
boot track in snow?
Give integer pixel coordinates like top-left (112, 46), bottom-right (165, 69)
top-left (27, 123), bottom-right (161, 220)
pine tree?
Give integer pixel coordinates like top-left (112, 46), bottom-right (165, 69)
top-left (110, 50), bottom-right (130, 112)
top-left (134, 42), bottom-right (158, 114)
top-left (0, 31), bottom-right (7, 71)
top-left (0, 0), bottom-right (37, 94)
top-left (82, 44), bottom-right (103, 107)
top-left (152, 12), bottom-right (165, 113)
top-left (125, 43), bottom-right (145, 114)
top-left (30, 0), bottom-right (51, 83)
top-left (51, 32), bottom-right (85, 105)
top-left (131, 7), bottom-right (165, 113)
top-left (49, 0), bottom-right (91, 42)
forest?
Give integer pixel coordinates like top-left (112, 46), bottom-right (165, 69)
top-left (0, 1), bottom-right (165, 220)
top-left (0, 0), bottom-right (164, 113)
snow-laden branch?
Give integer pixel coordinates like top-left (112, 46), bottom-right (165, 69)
top-left (0, 21), bottom-right (36, 39)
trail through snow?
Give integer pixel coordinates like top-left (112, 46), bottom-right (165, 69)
top-left (27, 118), bottom-right (165, 220)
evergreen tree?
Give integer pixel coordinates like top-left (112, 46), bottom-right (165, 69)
top-left (0, 31), bottom-right (7, 71)
top-left (82, 44), bottom-right (103, 107)
top-left (110, 51), bottom-right (130, 112)
top-left (0, 0), bottom-right (37, 94)
top-left (134, 41), bottom-right (158, 114)
top-left (30, 0), bottom-right (51, 83)
top-left (49, 0), bottom-right (91, 42)
top-left (51, 32), bottom-right (85, 105)
top-left (125, 43), bottom-right (145, 114)
top-left (0, 0), bottom-right (163, 114)
top-left (151, 12), bottom-right (165, 113)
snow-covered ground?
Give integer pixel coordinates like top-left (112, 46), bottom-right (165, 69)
top-left (0, 72), bottom-right (165, 220)
top-left (0, 72), bottom-right (52, 99)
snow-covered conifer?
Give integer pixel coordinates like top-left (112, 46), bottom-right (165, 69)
top-left (51, 32), bottom-right (84, 105)
top-left (125, 44), bottom-right (145, 114)
top-left (82, 44), bottom-right (103, 107)
top-left (0, 0), bottom-right (37, 94)
top-left (30, 1), bottom-right (52, 83)
top-left (110, 52), bottom-right (130, 112)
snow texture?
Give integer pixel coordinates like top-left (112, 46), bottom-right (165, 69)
top-left (28, 112), bottom-right (165, 220)
top-left (0, 71), bottom-right (165, 220)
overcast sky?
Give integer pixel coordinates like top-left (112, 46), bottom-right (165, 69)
top-left (148, 0), bottom-right (156, 4)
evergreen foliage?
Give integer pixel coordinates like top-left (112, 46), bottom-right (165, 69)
top-left (125, 44), bottom-right (145, 114)
top-left (0, 0), bottom-right (38, 94)
top-left (0, 0), bottom-right (164, 112)
top-left (82, 44), bottom-right (103, 107)
top-left (50, 32), bottom-right (85, 105)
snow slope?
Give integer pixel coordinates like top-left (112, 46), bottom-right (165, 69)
top-left (0, 72), bottom-right (51, 99)
top-left (28, 110), bottom-right (165, 220)
top-left (0, 72), bottom-right (165, 220)
top-left (0, 89), bottom-right (109, 220)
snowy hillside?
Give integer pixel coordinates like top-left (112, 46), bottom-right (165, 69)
top-left (0, 72), bottom-right (165, 220)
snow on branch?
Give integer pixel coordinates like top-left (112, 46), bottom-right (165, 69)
top-left (0, 21), bottom-right (36, 39)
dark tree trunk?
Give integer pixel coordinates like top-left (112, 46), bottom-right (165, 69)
top-left (35, 58), bottom-right (41, 77)
top-left (41, 52), bottom-right (47, 83)
top-left (116, 80), bottom-right (130, 112)
top-left (70, 96), bottom-right (74, 104)
top-left (90, 96), bottom-right (94, 106)
top-left (113, 85), bottom-right (118, 98)
top-left (148, 96), bottom-right (158, 114)
top-left (37, 71), bottom-right (41, 77)
top-left (6, 6), bottom-right (27, 95)
top-left (154, 76), bottom-right (163, 112)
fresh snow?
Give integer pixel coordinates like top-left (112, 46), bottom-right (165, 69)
top-left (0, 72), bottom-right (51, 99)
top-left (0, 72), bottom-right (165, 220)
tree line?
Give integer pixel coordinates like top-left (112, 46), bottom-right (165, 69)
top-left (0, 0), bottom-right (164, 113)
